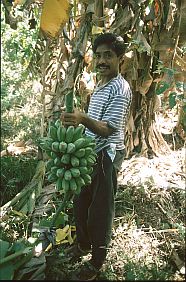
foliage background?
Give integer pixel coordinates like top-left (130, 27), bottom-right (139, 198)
top-left (1, 5), bottom-right (41, 148)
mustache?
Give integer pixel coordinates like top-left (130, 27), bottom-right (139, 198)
top-left (96, 64), bottom-right (110, 68)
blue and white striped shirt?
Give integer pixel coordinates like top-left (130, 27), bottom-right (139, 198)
top-left (85, 74), bottom-right (132, 156)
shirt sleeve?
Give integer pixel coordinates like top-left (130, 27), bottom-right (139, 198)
top-left (102, 85), bottom-right (132, 130)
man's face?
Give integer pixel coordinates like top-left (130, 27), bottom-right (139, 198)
top-left (94, 43), bottom-right (120, 80)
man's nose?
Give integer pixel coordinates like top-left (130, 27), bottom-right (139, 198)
top-left (98, 55), bottom-right (106, 64)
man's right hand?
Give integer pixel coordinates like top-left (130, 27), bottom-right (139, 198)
top-left (61, 109), bottom-right (84, 127)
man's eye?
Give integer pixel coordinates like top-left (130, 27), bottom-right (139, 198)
top-left (95, 54), bottom-right (100, 59)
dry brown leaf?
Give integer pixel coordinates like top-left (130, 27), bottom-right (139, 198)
top-left (14, 140), bottom-right (25, 147)
top-left (139, 72), bottom-right (153, 95)
top-left (133, 134), bottom-right (140, 147)
top-left (110, 6), bottom-right (133, 32)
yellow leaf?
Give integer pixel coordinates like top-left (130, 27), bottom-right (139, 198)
top-left (71, 225), bottom-right (76, 231)
top-left (67, 227), bottom-right (74, 245)
top-left (92, 25), bottom-right (104, 35)
top-left (56, 225), bottom-right (69, 243)
top-left (40, 0), bottom-right (71, 38)
top-left (59, 239), bottom-right (69, 244)
top-left (45, 242), bottom-right (52, 252)
top-left (11, 210), bottom-right (26, 217)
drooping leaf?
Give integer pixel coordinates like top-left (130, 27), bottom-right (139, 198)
top-left (8, 239), bottom-right (26, 253)
top-left (40, 0), bottom-right (71, 38)
top-left (169, 92), bottom-right (176, 109)
top-left (54, 211), bottom-right (68, 228)
top-left (0, 262), bottom-right (14, 280)
top-left (15, 254), bottom-right (46, 280)
top-left (92, 25), bottom-right (104, 35)
top-left (39, 216), bottom-right (53, 228)
top-left (155, 81), bottom-right (170, 95)
top-left (0, 240), bottom-right (10, 260)
top-left (139, 71), bottom-right (153, 95)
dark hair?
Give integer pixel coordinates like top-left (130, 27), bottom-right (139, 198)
top-left (92, 33), bottom-right (125, 57)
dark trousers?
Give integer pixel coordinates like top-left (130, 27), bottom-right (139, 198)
top-left (73, 148), bottom-right (125, 268)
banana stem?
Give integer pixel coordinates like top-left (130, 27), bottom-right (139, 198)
top-left (65, 91), bottom-right (74, 113)
top-left (50, 191), bottom-right (73, 228)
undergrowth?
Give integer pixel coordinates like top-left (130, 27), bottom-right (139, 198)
top-left (0, 155), bottom-right (38, 206)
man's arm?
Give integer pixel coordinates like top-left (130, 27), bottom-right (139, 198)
top-left (61, 109), bottom-right (114, 137)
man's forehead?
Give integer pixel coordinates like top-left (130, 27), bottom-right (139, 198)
top-left (95, 46), bottom-right (115, 54)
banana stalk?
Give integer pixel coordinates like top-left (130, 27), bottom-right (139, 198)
top-left (50, 190), bottom-right (73, 228)
top-left (65, 91), bottom-right (74, 113)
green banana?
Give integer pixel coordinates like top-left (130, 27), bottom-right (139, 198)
top-left (79, 158), bottom-right (87, 167)
top-left (75, 176), bottom-right (85, 188)
top-left (54, 157), bottom-right (61, 167)
top-left (74, 138), bottom-right (86, 149)
top-left (55, 119), bottom-right (62, 128)
top-left (79, 166), bottom-right (88, 174)
top-left (39, 137), bottom-right (53, 151)
top-left (61, 154), bottom-right (71, 165)
top-left (64, 170), bottom-right (72, 181)
top-left (74, 148), bottom-right (85, 158)
top-left (71, 156), bottom-right (80, 167)
top-left (87, 155), bottom-right (96, 165)
top-left (65, 126), bottom-right (75, 143)
top-left (72, 124), bottom-right (85, 141)
top-left (87, 166), bottom-right (93, 174)
top-left (59, 141), bottom-right (68, 153)
top-left (69, 178), bottom-right (77, 191)
top-left (56, 168), bottom-right (65, 178)
top-left (48, 172), bottom-right (58, 182)
top-left (56, 178), bottom-right (63, 190)
top-left (51, 166), bottom-right (58, 175)
top-left (50, 151), bottom-right (58, 159)
top-left (62, 178), bottom-right (70, 192)
top-left (49, 126), bottom-right (57, 140)
top-left (66, 143), bottom-right (76, 154)
top-left (52, 141), bottom-right (60, 152)
top-left (81, 174), bottom-right (91, 185)
top-left (84, 147), bottom-right (93, 157)
top-left (46, 159), bottom-right (54, 171)
top-left (57, 126), bottom-right (66, 142)
top-left (70, 168), bottom-right (80, 178)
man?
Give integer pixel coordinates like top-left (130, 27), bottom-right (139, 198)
top-left (61, 33), bottom-right (132, 281)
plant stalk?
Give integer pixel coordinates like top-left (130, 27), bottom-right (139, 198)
top-left (50, 191), bottom-right (73, 228)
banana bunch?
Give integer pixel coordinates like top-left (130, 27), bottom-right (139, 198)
top-left (39, 119), bottom-right (96, 194)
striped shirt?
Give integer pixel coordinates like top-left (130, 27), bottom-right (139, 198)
top-left (85, 74), bottom-right (132, 155)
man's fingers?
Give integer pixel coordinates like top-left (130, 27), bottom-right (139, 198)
top-left (63, 112), bottom-right (74, 118)
top-left (63, 121), bottom-right (77, 126)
